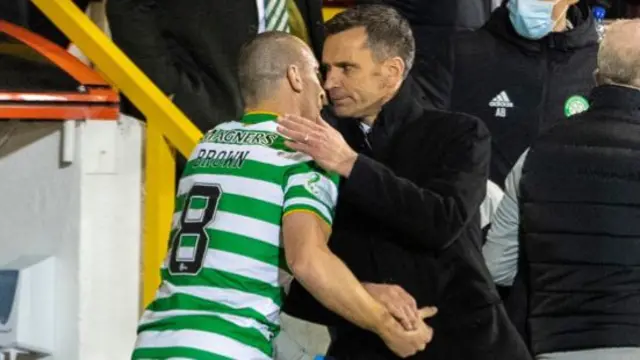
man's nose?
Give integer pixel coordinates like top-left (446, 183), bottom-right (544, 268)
top-left (323, 69), bottom-right (339, 90)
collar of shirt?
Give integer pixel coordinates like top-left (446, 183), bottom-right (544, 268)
top-left (359, 122), bottom-right (371, 135)
top-left (359, 122), bottom-right (373, 150)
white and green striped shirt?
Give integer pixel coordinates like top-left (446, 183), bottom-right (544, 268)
top-left (132, 112), bottom-right (339, 360)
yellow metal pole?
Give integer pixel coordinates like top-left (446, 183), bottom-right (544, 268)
top-left (322, 7), bottom-right (346, 21)
top-left (143, 123), bottom-right (175, 307)
top-left (30, 0), bottom-right (201, 309)
top-left (30, 0), bottom-right (202, 157)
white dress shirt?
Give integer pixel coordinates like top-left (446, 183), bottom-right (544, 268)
top-left (256, 0), bottom-right (266, 32)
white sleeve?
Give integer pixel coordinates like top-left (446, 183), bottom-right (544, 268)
top-left (483, 149), bottom-right (529, 287)
top-left (283, 166), bottom-right (340, 226)
top-left (480, 180), bottom-right (505, 229)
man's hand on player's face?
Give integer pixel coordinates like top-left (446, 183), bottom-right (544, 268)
top-left (363, 283), bottom-right (424, 331)
top-left (277, 114), bottom-right (358, 177)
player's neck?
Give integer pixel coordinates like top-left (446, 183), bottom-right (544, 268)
top-left (245, 99), bottom-right (300, 119)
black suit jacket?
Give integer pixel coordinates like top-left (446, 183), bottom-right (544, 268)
top-left (284, 78), bottom-right (532, 359)
top-left (106, 0), bottom-right (324, 131)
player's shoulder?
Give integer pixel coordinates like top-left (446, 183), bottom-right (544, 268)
top-left (285, 159), bottom-right (340, 185)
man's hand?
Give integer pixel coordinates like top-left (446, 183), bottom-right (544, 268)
top-left (375, 307), bottom-right (437, 358)
top-left (363, 283), bottom-right (438, 357)
top-left (277, 114), bottom-right (358, 177)
top-left (364, 283), bottom-right (429, 331)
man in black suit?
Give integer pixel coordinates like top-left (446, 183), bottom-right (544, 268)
top-left (106, 0), bottom-right (325, 132)
top-left (278, 5), bottom-right (531, 359)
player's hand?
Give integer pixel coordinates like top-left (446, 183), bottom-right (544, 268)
top-left (376, 307), bottom-right (437, 358)
top-left (363, 283), bottom-right (422, 331)
top-left (276, 114), bottom-right (358, 177)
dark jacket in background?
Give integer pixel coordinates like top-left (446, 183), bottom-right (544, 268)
top-left (0, 0), bottom-right (91, 47)
top-left (519, 85), bottom-right (640, 355)
top-left (414, 4), bottom-right (598, 185)
top-left (106, 0), bottom-right (324, 131)
top-left (366, 0), bottom-right (494, 111)
top-left (364, 0), bottom-right (493, 29)
top-left (284, 78), bottom-right (531, 360)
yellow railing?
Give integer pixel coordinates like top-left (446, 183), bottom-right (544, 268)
top-left (322, 6), bottom-right (345, 21)
top-left (30, 0), bottom-right (203, 309)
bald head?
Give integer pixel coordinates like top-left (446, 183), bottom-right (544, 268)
top-left (237, 31), bottom-right (315, 107)
top-left (597, 20), bottom-right (640, 88)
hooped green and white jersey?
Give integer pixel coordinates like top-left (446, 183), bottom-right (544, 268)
top-left (132, 112), bottom-right (340, 360)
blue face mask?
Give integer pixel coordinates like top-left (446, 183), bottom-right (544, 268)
top-left (508, 0), bottom-right (560, 40)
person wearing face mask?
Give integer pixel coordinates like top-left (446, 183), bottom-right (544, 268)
top-left (484, 19), bottom-right (640, 360)
top-left (414, 0), bottom-right (598, 187)
top-left (412, 0), bottom-right (598, 307)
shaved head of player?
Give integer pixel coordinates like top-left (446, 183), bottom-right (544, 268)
top-left (238, 31), bottom-right (326, 122)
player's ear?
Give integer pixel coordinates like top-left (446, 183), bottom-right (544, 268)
top-left (287, 65), bottom-right (304, 93)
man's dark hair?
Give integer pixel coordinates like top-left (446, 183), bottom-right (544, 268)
top-left (325, 4), bottom-right (415, 77)
top-left (237, 31), bottom-right (307, 107)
